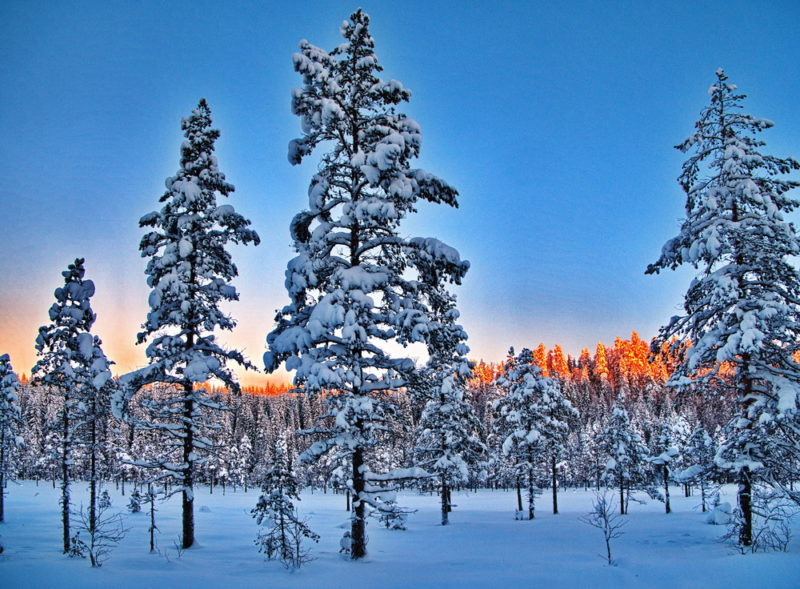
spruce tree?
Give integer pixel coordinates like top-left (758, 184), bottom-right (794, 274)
top-left (265, 10), bottom-right (468, 559)
top-left (493, 348), bottom-right (557, 520)
top-left (412, 290), bottom-right (486, 525)
top-left (116, 99), bottom-right (259, 548)
top-left (0, 354), bottom-right (21, 522)
top-left (677, 424), bottom-right (717, 512)
top-left (252, 435), bottom-right (318, 569)
top-left (647, 69), bottom-right (800, 545)
top-left (598, 398), bottom-right (649, 514)
top-left (649, 423), bottom-right (679, 514)
top-left (537, 367), bottom-right (578, 514)
top-left (33, 259), bottom-right (112, 553)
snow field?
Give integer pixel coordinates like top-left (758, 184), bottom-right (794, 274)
top-left (1, 482), bottom-right (799, 588)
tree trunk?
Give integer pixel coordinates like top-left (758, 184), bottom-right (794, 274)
top-left (61, 393), bottom-right (71, 553)
top-left (149, 483), bottom-right (157, 553)
top-left (663, 465), bottom-right (671, 514)
top-left (732, 200), bottom-right (754, 547)
top-left (441, 474), bottom-right (449, 526)
top-left (527, 463), bottom-right (535, 520)
top-left (0, 427), bottom-right (6, 522)
top-left (351, 446), bottom-right (366, 559)
top-left (182, 388), bottom-right (195, 549)
top-left (619, 478), bottom-right (625, 515)
top-left (516, 478), bottom-right (523, 514)
top-left (89, 412), bottom-right (97, 541)
top-left (700, 480), bottom-right (707, 513)
top-left (739, 466), bottom-right (753, 547)
top-left (551, 455), bottom-right (558, 515)
top-left (737, 355), bottom-right (754, 547)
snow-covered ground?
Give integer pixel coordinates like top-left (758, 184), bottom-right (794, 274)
top-left (1, 481), bottom-right (798, 588)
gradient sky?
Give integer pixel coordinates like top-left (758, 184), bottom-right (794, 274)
top-left (1, 0), bottom-right (799, 385)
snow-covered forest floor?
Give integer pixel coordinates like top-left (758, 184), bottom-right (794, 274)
top-left (1, 481), bottom-right (798, 588)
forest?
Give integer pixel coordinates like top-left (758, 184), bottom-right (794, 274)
top-left (1, 7), bottom-right (799, 587)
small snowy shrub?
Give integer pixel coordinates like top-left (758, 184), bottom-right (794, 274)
top-left (706, 501), bottom-right (731, 525)
top-left (128, 489), bottom-right (142, 514)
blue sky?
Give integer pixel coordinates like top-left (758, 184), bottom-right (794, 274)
top-left (1, 1), bottom-right (799, 383)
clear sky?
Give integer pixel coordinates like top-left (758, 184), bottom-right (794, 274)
top-left (1, 0), bottom-right (799, 385)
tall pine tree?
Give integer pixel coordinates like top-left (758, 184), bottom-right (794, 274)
top-left (493, 348), bottom-right (558, 520)
top-left (649, 423), bottom-right (679, 514)
top-left (265, 10), bottom-right (468, 559)
top-left (33, 259), bottom-right (112, 553)
top-left (598, 398), bottom-right (649, 515)
top-left (116, 99), bottom-right (259, 548)
top-left (412, 289), bottom-right (486, 525)
top-left (0, 354), bottom-right (21, 523)
top-left (647, 69), bottom-right (800, 545)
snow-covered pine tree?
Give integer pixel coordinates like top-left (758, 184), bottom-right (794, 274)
top-left (493, 348), bottom-right (556, 520)
top-left (115, 99), bottom-right (259, 549)
top-left (649, 423), bottom-right (679, 514)
top-left (252, 435), bottom-right (318, 569)
top-left (234, 432), bottom-right (252, 492)
top-left (412, 289), bottom-right (486, 525)
top-left (647, 69), bottom-right (800, 546)
top-left (537, 366), bottom-right (578, 514)
top-left (598, 398), bottom-right (649, 514)
top-left (0, 354), bottom-right (22, 522)
top-left (676, 424), bottom-right (717, 512)
top-left (32, 258), bottom-right (112, 553)
top-left (264, 10), bottom-right (468, 559)
top-left (74, 346), bottom-right (114, 563)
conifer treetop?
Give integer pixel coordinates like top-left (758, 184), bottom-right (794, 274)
top-left (126, 98), bottom-right (259, 391)
top-left (647, 70), bottom-right (800, 419)
top-left (0, 354), bottom-right (20, 420)
top-left (32, 258), bottom-right (112, 392)
top-left (266, 9), bottom-right (468, 392)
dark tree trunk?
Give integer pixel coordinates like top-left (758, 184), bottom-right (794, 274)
top-left (619, 478), bottom-right (625, 515)
top-left (0, 428), bottom-right (6, 522)
top-left (441, 474), bottom-right (449, 526)
top-left (527, 463), bottom-right (535, 520)
top-left (663, 465), bottom-right (671, 514)
top-left (149, 483), bottom-right (157, 553)
top-left (182, 388), bottom-right (195, 549)
top-left (89, 410), bottom-right (98, 540)
top-left (737, 354), bottom-right (754, 547)
top-left (739, 466), bottom-right (753, 547)
top-left (351, 446), bottom-right (366, 559)
top-left (61, 393), bottom-right (71, 554)
top-left (732, 201), bottom-right (754, 547)
top-left (551, 455), bottom-right (558, 515)
top-left (700, 480), bottom-right (707, 513)
top-left (516, 478), bottom-right (523, 514)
